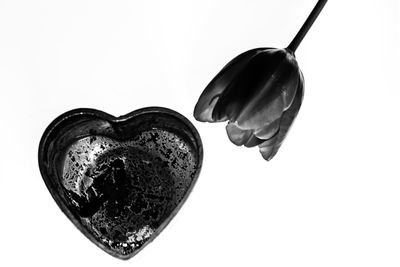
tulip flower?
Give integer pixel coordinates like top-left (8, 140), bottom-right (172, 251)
top-left (194, 0), bottom-right (327, 160)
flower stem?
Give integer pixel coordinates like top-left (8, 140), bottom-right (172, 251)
top-left (287, 0), bottom-right (328, 53)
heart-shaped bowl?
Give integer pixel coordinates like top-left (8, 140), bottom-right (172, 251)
top-left (38, 107), bottom-right (203, 259)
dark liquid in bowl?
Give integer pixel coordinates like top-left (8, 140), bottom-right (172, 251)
top-left (61, 129), bottom-right (197, 256)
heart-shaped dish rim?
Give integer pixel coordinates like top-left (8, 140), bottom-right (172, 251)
top-left (38, 107), bottom-right (203, 260)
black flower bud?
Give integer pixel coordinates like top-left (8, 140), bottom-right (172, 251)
top-left (194, 0), bottom-right (327, 160)
top-left (194, 48), bottom-right (303, 160)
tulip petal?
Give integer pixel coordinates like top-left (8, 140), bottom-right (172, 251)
top-left (234, 50), bottom-right (299, 130)
top-left (212, 48), bottom-right (278, 123)
top-left (193, 48), bottom-right (264, 122)
top-left (236, 92), bottom-right (284, 130)
top-left (243, 134), bottom-right (264, 148)
top-left (259, 72), bottom-right (304, 161)
top-left (254, 119), bottom-right (280, 140)
top-left (226, 122), bottom-right (264, 148)
top-left (259, 133), bottom-right (279, 160)
top-left (225, 122), bottom-right (253, 146)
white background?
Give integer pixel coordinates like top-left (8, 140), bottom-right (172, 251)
top-left (0, 0), bottom-right (399, 266)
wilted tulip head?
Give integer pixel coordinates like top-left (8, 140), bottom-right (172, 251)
top-left (193, 0), bottom-right (327, 160)
top-left (194, 48), bottom-right (304, 160)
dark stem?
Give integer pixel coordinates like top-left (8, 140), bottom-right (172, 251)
top-left (287, 0), bottom-right (328, 53)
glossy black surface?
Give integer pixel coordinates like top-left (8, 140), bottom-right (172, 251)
top-left (38, 107), bottom-right (203, 259)
top-left (194, 48), bottom-right (304, 160)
